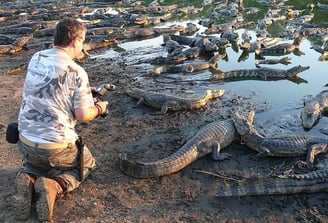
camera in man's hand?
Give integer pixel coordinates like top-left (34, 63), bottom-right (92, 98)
top-left (92, 83), bottom-right (116, 100)
top-left (93, 83), bottom-right (115, 118)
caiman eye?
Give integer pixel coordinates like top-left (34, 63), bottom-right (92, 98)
top-left (307, 113), bottom-right (312, 118)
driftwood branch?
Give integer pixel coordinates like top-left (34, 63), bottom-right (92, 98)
top-left (193, 169), bottom-right (239, 181)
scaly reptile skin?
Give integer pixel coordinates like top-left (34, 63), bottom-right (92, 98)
top-left (212, 65), bottom-right (310, 81)
top-left (231, 110), bottom-right (328, 167)
top-left (255, 35), bottom-right (306, 55)
top-left (301, 90), bottom-right (328, 129)
top-left (125, 88), bottom-right (225, 114)
top-left (217, 169), bottom-right (328, 197)
top-left (119, 118), bottom-right (239, 178)
top-left (153, 53), bottom-right (225, 75)
top-left (255, 56), bottom-right (291, 67)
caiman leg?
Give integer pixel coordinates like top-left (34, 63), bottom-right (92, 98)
top-left (255, 144), bottom-right (328, 169)
top-left (161, 101), bottom-right (178, 114)
top-left (198, 140), bottom-right (232, 161)
top-left (251, 147), bottom-right (270, 159)
top-left (134, 97), bottom-right (145, 107)
top-left (134, 97), bottom-right (172, 115)
top-left (298, 143), bottom-right (328, 169)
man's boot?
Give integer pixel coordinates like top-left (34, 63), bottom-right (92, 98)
top-left (12, 172), bottom-right (35, 220)
top-left (34, 177), bottom-right (64, 222)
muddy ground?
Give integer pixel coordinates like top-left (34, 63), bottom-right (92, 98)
top-left (1, 34), bottom-right (328, 223)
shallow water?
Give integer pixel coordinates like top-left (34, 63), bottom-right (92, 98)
top-left (91, 1), bottom-right (328, 136)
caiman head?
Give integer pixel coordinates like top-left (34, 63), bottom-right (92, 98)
top-left (165, 39), bottom-right (183, 54)
top-left (287, 65), bottom-right (310, 78)
top-left (301, 101), bottom-right (321, 130)
top-left (201, 38), bottom-right (219, 52)
top-left (231, 110), bottom-right (256, 136)
top-left (125, 87), bottom-right (146, 99)
top-left (239, 41), bottom-right (251, 50)
top-left (211, 36), bottom-right (229, 49)
top-left (292, 35), bottom-right (306, 47)
top-left (134, 15), bottom-right (148, 25)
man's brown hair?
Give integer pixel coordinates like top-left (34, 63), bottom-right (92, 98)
top-left (54, 18), bottom-right (86, 47)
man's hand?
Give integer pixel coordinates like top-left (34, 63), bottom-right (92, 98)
top-left (95, 101), bottom-right (109, 118)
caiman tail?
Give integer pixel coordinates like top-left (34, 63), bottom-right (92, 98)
top-left (217, 169), bottom-right (328, 197)
top-left (118, 144), bottom-right (200, 178)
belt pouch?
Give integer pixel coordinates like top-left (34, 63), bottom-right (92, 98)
top-left (6, 122), bottom-right (19, 144)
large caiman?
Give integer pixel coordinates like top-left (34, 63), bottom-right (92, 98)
top-left (232, 110), bottom-right (328, 168)
top-left (118, 116), bottom-right (244, 178)
top-left (125, 88), bottom-right (225, 114)
top-left (211, 65), bottom-right (310, 84)
top-left (301, 90), bottom-right (328, 129)
top-left (217, 168), bottom-right (328, 197)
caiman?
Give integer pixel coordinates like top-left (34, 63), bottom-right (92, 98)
top-left (211, 65), bottom-right (310, 83)
top-left (2, 63), bottom-right (27, 75)
top-left (153, 53), bottom-right (226, 75)
top-left (231, 110), bottom-right (328, 168)
top-left (147, 4), bottom-right (178, 14)
top-left (301, 90), bottom-right (328, 129)
top-left (180, 22), bottom-right (199, 35)
top-left (317, 2), bottom-right (328, 10)
top-left (217, 168), bottom-right (328, 197)
top-left (84, 35), bottom-right (117, 52)
top-left (178, 6), bottom-right (204, 15)
top-left (119, 116), bottom-right (244, 178)
top-left (255, 56), bottom-right (291, 68)
top-left (114, 25), bottom-right (185, 41)
top-left (239, 37), bottom-right (281, 53)
top-left (125, 88), bottom-right (225, 114)
top-left (130, 12), bottom-right (172, 27)
top-left (168, 34), bottom-right (228, 53)
top-left (255, 35), bottom-right (306, 56)
top-left (164, 39), bottom-right (184, 57)
top-left (220, 30), bottom-right (240, 42)
top-left (0, 35), bottom-right (33, 54)
top-left (311, 44), bottom-right (328, 61)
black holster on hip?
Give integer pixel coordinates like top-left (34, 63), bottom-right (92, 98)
top-left (6, 122), bottom-right (19, 144)
top-left (75, 136), bottom-right (85, 182)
